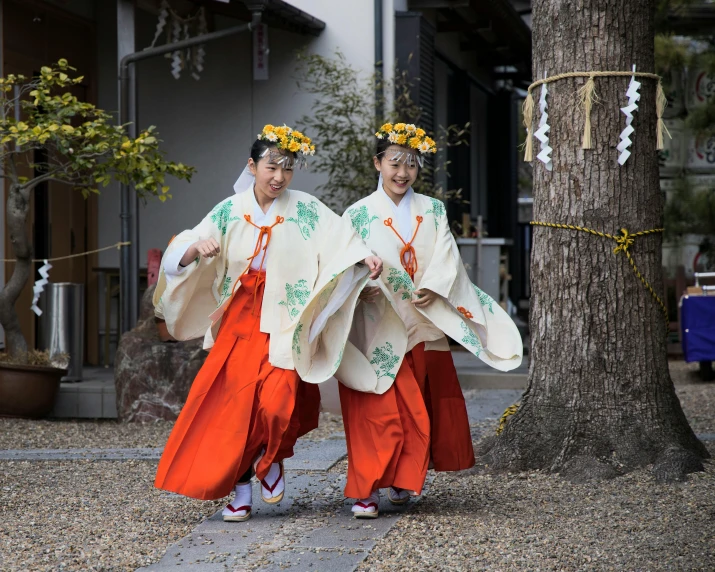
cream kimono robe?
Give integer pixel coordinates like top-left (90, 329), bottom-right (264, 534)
top-left (333, 188), bottom-right (523, 394)
top-left (153, 188), bottom-right (374, 385)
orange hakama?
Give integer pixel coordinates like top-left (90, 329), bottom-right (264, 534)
top-left (154, 270), bottom-right (320, 500)
top-left (338, 342), bottom-right (474, 499)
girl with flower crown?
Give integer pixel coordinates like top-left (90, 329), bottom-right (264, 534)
top-left (334, 122), bottom-right (523, 518)
top-left (153, 125), bottom-right (383, 522)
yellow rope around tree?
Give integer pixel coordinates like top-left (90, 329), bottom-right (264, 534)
top-left (522, 70), bottom-right (670, 162)
top-left (530, 222), bottom-right (668, 334)
top-left (0, 241), bottom-right (131, 263)
top-left (496, 403), bottom-right (520, 435)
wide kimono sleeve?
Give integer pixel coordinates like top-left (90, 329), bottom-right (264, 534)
top-left (291, 205), bottom-right (374, 385)
top-left (416, 209), bottom-right (523, 372)
top-left (153, 199), bottom-right (232, 341)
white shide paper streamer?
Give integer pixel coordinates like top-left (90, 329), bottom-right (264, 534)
top-left (617, 64), bottom-right (641, 166)
top-left (534, 77), bottom-right (553, 171)
top-left (30, 260), bottom-right (52, 316)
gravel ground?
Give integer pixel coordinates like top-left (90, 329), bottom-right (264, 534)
top-left (0, 412), bottom-right (343, 450)
top-left (359, 451), bottom-right (714, 571)
top-left (1, 366), bottom-right (712, 571)
top-left (0, 460), bottom-right (224, 571)
top-left (360, 374), bottom-right (715, 572)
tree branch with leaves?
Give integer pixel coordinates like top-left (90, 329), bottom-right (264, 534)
top-left (0, 60), bottom-right (194, 360)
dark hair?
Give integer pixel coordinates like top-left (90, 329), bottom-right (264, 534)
top-left (375, 137), bottom-right (393, 158)
top-left (250, 139), bottom-right (297, 164)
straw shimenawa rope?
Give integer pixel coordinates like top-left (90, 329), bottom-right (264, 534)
top-left (530, 222), bottom-right (668, 334)
top-left (522, 70), bottom-right (670, 161)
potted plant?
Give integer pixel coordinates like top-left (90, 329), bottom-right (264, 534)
top-left (0, 60), bottom-right (194, 417)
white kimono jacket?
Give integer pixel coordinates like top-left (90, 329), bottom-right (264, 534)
top-left (153, 188), bottom-right (374, 385)
top-left (334, 187), bottom-right (523, 394)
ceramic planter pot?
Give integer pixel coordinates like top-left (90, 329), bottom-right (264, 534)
top-left (0, 362), bottom-right (67, 418)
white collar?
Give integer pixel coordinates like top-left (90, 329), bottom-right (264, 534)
top-left (251, 187), bottom-right (277, 221)
top-left (380, 185), bottom-right (414, 237)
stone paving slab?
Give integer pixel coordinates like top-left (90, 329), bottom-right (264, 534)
top-left (0, 438), bottom-right (348, 467)
top-left (464, 389), bottom-right (524, 421)
top-left (284, 438), bottom-right (347, 471)
top-left (139, 472), bottom-right (416, 571)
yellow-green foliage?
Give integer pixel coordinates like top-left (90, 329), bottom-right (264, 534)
top-left (0, 60), bottom-right (194, 199)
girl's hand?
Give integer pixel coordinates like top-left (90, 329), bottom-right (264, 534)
top-left (359, 286), bottom-right (382, 303)
top-left (363, 255), bottom-right (383, 279)
top-left (412, 288), bottom-right (438, 308)
top-left (181, 238), bottom-right (220, 266)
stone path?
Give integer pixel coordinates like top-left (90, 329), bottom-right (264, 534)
top-left (136, 389), bottom-right (524, 571)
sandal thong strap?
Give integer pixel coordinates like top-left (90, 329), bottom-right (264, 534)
top-left (260, 462), bottom-right (284, 494)
top-left (355, 501), bottom-right (378, 510)
top-left (226, 504), bottom-right (251, 513)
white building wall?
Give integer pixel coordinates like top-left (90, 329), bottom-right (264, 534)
top-left (97, 1), bottom-right (374, 268)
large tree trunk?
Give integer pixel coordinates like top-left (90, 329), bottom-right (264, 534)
top-left (0, 183), bottom-right (32, 357)
top-left (477, 0), bottom-right (709, 482)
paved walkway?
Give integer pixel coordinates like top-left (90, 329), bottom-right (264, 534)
top-left (137, 389), bottom-right (524, 572)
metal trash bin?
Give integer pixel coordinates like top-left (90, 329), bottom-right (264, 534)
top-left (39, 282), bottom-right (85, 381)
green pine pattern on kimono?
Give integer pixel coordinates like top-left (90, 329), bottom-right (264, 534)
top-left (387, 267), bottom-right (414, 300)
top-left (292, 323), bottom-right (303, 355)
top-left (472, 283), bottom-right (495, 315)
top-left (425, 197), bottom-right (446, 230)
top-left (210, 200), bottom-right (239, 236)
top-left (460, 321), bottom-right (482, 355)
top-left (347, 205), bottom-right (379, 240)
top-left (218, 275), bottom-right (232, 304)
top-left (287, 200), bottom-right (320, 240)
top-left (370, 341), bottom-right (400, 380)
top-left (279, 279), bottom-right (311, 319)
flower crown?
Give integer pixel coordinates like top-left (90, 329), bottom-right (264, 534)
top-left (375, 123), bottom-right (437, 154)
top-left (258, 124), bottom-right (315, 157)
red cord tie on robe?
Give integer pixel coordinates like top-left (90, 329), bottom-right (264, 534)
top-left (230, 214), bottom-right (285, 313)
top-left (384, 216), bottom-right (423, 280)
top-left (457, 306), bottom-right (473, 319)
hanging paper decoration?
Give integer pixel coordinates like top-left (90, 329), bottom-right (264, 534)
top-left (150, 0), bottom-right (208, 81)
top-left (534, 81), bottom-right (553, 171)
top-left (521, 69), bottom-right (665, 165)
top-left (30, 260), bottom-right (52, 316)
top-left (617, 65), bottom-right (641, 166)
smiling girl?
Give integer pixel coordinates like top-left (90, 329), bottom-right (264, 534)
top-left (335, 122), bottom-right (523, 518)
top-left (153, 124), bottom-right (382, 522)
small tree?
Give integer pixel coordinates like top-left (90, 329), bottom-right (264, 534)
top-left (295, 51), bottom-right (468, 213)
top-left (0, 60), bottom-right (194, 360)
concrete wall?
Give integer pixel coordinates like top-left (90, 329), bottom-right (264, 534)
top-left (97, 0), bottom-right (375, 268)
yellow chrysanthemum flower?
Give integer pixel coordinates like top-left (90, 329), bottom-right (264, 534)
top-left (292, 130), bottom-right (304, 140)
top-left (425, 137), bottom-right (435, 147)
top-left (380, 123), bottom-right (393, 132)
top-left (288, 140), bottom-right (301, 152)
top-left (275, 126), bottom-right (288, 137)
top-left (409, 136), bottom-right (421, 149)
top-left (415, 128), bottom-right (426, 137)
top-left (396, 133), bottom-right (408, 145)
top-left (263, 124), bottom-right (275, 133)
top-left (394, 122), bottom-right (407, 132)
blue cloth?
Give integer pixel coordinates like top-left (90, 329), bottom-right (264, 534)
top-left (680, 295), bottom-right (715, 362)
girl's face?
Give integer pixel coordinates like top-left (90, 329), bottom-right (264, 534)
top-left (248, 147), bottom-right (295, 201)
top-left (374, 145), bottom-right (419, 199)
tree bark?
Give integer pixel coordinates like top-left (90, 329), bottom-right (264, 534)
top-left (0, 182), bottom-right (32, 357)
top-left (477, 0), bottom-right (709, 482)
